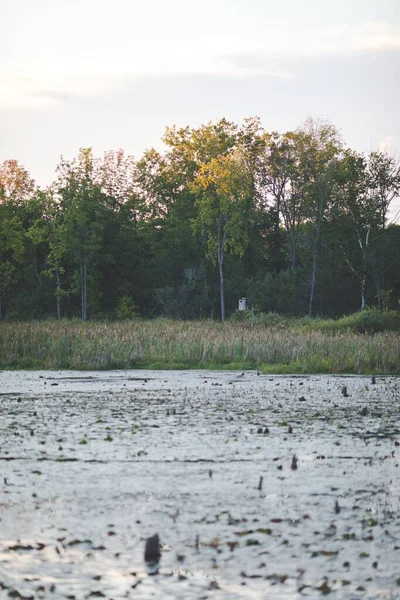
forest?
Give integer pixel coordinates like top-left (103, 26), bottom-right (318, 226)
top-left (1, 116), bottom-right (399, 322)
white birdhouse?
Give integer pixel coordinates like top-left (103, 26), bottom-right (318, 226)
top-left (238, 297), bottom-right (247, 311)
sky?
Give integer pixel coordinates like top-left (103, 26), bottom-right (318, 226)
top-left (1, 0), bottom-right (400, 218)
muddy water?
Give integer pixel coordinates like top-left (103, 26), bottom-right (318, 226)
top-left (0, 370), bottom-right (399, 599)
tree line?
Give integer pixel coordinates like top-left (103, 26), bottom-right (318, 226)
top-left (1, 116), bottom-right (399, 322)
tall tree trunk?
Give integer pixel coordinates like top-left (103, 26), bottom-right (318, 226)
top-left (81, 256), bottom-right (87, 321)
top-left (84, 257), bottom-right (87, 321)
top-left (33, 248), bottom-right (42, 287)
top-left (271, 201), bottom-right (281, 271)
top-left (308, 250), bottom-right (317, 317)
top-left (378, 226), bottom-right (386, 308)
top-left (81, 265), bottom-right (84, 321)
top-left (217, 218), bottom-right (225, 322)
top-left (355, 225), bottom-right (370, 311)
top-left (56, 270), bottom-right (61, 319)
top-left (308, 218), bottom-right (322, 317)
top-left (219, 260), bottom-right (225, 322)
top-left (287, 226), bottom-right (297, 269)
top-left (360, 274), bottom-right (366, 310)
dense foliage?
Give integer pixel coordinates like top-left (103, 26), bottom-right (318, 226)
top-left (1, 117), bottom-right (399, 322)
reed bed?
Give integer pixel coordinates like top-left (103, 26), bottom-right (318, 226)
top-left (0, 319), bottom-right (399, 374)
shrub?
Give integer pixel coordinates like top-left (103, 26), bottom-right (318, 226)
top-left (114, 296), bottom-right (139, 320)
top-left (329, 308), bottom-right (400, 333)
top-left (231, 310), bottom-right (292, 328)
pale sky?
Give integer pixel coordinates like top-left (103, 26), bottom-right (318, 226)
top-left (1, 0), bottom-right (400, 211)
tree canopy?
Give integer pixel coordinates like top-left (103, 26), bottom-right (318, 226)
top-left (1, 116), bottom-right (399, 321)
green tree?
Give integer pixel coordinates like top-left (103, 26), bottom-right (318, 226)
top-left (0, 204), bottom-right (24, 320)
top-left (27, 189), bottom-right (69, 318)
top-left (191, 149), bottom-right (253, 321)
top-left (135, 119), bottom-right (240, 318)
top-left (55, 149), bottom-right (107, 320)
top-left (366, 151), bottom-right (400, 305)
top-left (261, 130), bottom-right (306, 270)
top-left (295, 118), bottom-right (343, 316)
top-left (0, 160), bottom-right (36, 320)
top-left (333, 151), bottom-right (377, 310)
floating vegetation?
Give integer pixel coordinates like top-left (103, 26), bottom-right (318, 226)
top-left (0, 370), bottom-right (399, 598)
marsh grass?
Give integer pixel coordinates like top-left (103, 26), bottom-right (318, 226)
top-left (0, 317), bottom-right (399, 374)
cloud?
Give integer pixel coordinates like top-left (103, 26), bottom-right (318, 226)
top-left (314, 22), bottom-right (400, 54)
top-left (2, 21), bottom-right (400, 111)
top-left (0, 64), bottom-right (129, 109)
top-left (0, 58), bottom-right (292, 110)
top-left (225, 22), bottom-right (400, 71)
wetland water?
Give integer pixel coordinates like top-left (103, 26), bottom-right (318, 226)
top-left (0, 370), bottom-right (399, 599)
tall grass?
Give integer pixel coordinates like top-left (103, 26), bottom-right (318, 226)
top-left (0, 317), bottom-right (399, 374)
